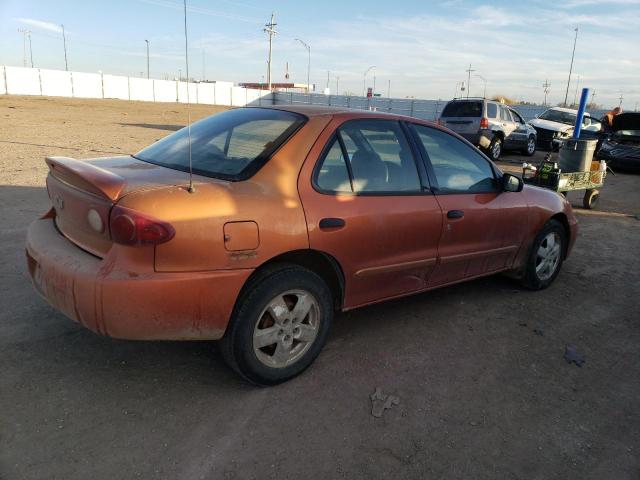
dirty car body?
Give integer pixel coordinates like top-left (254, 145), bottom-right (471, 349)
top-left (596, 112), bottom-right (640, 171)
top-left (26, 106), bottom-right (578, 384)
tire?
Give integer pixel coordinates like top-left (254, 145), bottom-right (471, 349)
top-left (219, 265), bottom-right (333, 385)
top-left (521, 219), bottom-right (566, 290)
top-left (583, 189), bottom-right (600, 210)
top-left (486, 136), bottom-right (503, 161)
top-left (522, 135), bottom-right (536, 156)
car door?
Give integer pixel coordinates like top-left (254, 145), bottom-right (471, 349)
top-left (509, 109), bottom-right (530, 149)
top-left (499, 105), bottom-right (519, 148)
top-left (297, 117), bottom-right (443, 309)
top-left (409, 123), bottom-right (529, 287)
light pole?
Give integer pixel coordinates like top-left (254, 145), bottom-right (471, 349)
top-left (465, 64), bottom-right (475, 98)
top-left (563, 27), bottom-right (578, 107)
top-left (363, 65), bottom-right (375, 97)
top-left (18, 29), bottom-right (32, 67)
top-left (145, 39), bottom-right (150, 79)
top-left (474, 74), bottom-right (487, 98)
top-left (336, 76), bottom-right (339, 96)
top-left (61, 24), bottom-right (68, 71)
top-left (295, 38), bottom-right (310, 93)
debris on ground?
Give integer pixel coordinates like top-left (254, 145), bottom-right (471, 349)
top-left (370, 387), bottom-right (400, 418)
top-left (564, 344), bottom-right (586, 367)
top-left (533, 328), bottom-right (544, 336)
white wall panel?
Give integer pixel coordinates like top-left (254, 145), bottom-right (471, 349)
top-left (0, 67), bottom-right (6, 95)
top-left (5, 66), bottom-right (41, 95)
top-left (40, 69), bottom-right (73, 97)
top-left (71, 72), bottom-right (102, 99)
top-left (129, 77), bottom-right (154, 101)
top-left (214, 82), bottom-right (233, 106)
top-left (154, 80), bottom-right (177, 102)
top-left (102, 74), bottom-right (129, 100)
top-left (197, 83), bottom-right (215, 104)
top-left (231, 86), bottom-right (248, 106)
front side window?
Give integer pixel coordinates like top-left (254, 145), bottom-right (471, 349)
top-left (315, 120), bottom-right (422, 194)
top-left (412, 125), bottom-right (497, 193)
top-left (135, 108), bottom-right (305, 180)
top-left (511, 110), bottom-right (525, 124)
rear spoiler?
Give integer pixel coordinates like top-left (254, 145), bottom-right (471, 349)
top-left (45, 156), bottom-right (125, 202)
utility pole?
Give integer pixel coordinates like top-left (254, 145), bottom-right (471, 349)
top-left (326, 70), bottom-right (330, 90)
top-left (543, 79), bottom-right (551, 106)
top-left (475, 74), bottom-right (487, 98)
top-left (590, 90), bottom-right (596, 107)
top-left (145, 39), bottom-right (150, 79)
top-left (563, 27), bottom-right (578, 107)
top-left (202, 48), bottom-right (206, 81)
top-left (264, 12), bottom-right (277, 91)
top-left (336, 76), bottom-right (339, 96)
top-left (465, 64), bottom-right (475, 98)
top-left (387, 79), bottom-right (391, 98)
top-left (61, 24), bottom-right (69, 71)
top-left (618, 93), bottom-right (623, 108)
top-left (28, 31), bottom-right (33, 67)
top-left (18, 29), bottom-right (31, 67)
top-left (294, 38), bottom-right (310, 93)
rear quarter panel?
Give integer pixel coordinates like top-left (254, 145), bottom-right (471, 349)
top-left (117, 114), bottom-right (332, 272)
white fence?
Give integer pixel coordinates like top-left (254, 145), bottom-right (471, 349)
top-left (0, 66), bottom-right (272, 107)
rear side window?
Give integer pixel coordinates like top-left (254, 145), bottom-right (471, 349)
top-left (315, 120), bottom-right (422, 194)
top-left (487, 103), bottom-right (498, 118)
top-left (412, 125), bottom-right (497, 193)
top-left (135, 108), bottom-right (305, 180)
top-left (441, 101), bottom-right (482, 118)
top-left (499, 106), bottom-right (513, 122)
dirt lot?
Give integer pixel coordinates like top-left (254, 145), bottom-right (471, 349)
top-left (1, 96), bottom-right (639, 480)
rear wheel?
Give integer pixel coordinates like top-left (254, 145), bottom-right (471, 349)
top-left (486, 136), bottom-right (503, 161)
top-left (523, 135), bottom-right (536, 156)
top-left (521, 220), bottom-right (566, 290)
top-left (220, 265), bottom-right (333, 385)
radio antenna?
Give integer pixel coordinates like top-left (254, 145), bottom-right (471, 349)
top-left (183, 0), bottom-right (195, 193)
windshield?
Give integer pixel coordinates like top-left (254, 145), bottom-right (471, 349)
top-left (538, 109), bottom-right (577, 125)
top-left (135, 108), bottom-right (305, 180)
top-left (441, 101), bottom-right (483, 118)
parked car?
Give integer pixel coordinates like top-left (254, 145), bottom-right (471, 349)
top-left (438, 98), bottom-right (537, 160)
top-left (529, 107), bottom-right (603, 150)
top-left (596, 112), bottom-right (640, 171)
top-left (26, 106), bottom-right (577, 385)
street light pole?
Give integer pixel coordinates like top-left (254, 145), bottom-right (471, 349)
top-left (363, 65), bottom-right (375, 97)
top-left (295, 38), bottom-right (311, 93)
top-left (145, 39), bottom-right (150, 79)
top-left (61, 24), bottom-right (68, 71)
top-left (563, 27), bottom-right (578, 107)
top-left (18, 29), bottom-right (31, 67)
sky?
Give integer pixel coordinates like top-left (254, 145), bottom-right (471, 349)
top-left (1, 0), bottom-right (639, 108)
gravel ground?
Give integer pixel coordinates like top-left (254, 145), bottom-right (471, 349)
top-left (1, 96), bottom-right (639, 480)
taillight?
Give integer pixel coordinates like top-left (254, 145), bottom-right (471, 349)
top-left (109, 205), bottom-right (175, 246)
top-left (480, 117), bottom-right (489, 129)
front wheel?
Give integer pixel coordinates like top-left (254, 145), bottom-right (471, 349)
top-left (521, 220), bottom-right (566, 290)
top-left (219, 265), bottom-right (333, 385)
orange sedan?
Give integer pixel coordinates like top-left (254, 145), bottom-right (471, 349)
top-left (26, 106), bottom-right (577, 384)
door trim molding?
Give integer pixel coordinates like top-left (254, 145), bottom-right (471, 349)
top-left (439, 245), bottom-right (518, 265)
top-left (354, 258), bottom-right (437, 278)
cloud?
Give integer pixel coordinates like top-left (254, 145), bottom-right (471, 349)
top-left (15, 18), bottom-right (63, 34)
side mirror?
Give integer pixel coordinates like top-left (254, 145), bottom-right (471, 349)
top-left (502, 173), bottom-right (523, 192)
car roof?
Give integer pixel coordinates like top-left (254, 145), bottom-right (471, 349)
top-left (253, 104), bottom-right (432, 123)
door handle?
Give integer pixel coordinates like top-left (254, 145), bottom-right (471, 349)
top-left (447, 210), bottom-right (464, 219)
top-left (319, 218), bottom-right (346, 229)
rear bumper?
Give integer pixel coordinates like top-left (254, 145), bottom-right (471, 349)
top-left (459, 131), bottom-right (492, 149)
top-left (26, 218), bottom-right (252, 340)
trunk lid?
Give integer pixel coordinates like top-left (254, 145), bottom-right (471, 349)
top-left (46, 155), bottom-right (194, 257)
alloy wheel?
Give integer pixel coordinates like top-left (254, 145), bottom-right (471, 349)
top-left (535, 232), bottom-right (562, 281)
top-left (252, 290), bottom-right (320, 369)
top-left (527, 137), bottom-right (536, 154)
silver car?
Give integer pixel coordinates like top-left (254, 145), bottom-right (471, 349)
top-left (439, 98), bottom-right (537, 160)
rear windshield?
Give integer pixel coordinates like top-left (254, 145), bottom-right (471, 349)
top-left (135, 108), bottom-right (305, 180)
top-left (441, 101), bottom-right (483, 118)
